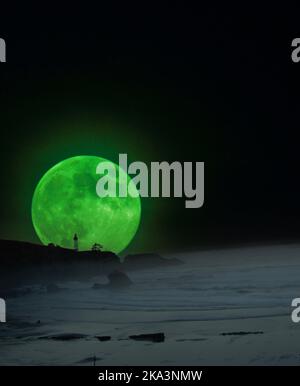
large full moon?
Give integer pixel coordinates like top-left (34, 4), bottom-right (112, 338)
top-left (31, 155), bottom-right (141, 254)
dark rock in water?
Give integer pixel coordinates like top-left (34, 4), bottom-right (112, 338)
top-left (46, 283), bottom-right (63, 293)
top-left (39, 333), bottom-right (88, 341)
top-left (129, 333), bottom-right (165, 342)
top-left (77, 356), bottom-right (102, 364)
top-left (123, 253), bottom-right (183, 270)
top-left (92, 283), bottom-right (105, 289)
top-left (93, 270), bottom-right (132, 289)
top-left (108, 270), bottom-right (132, 288)
top-left (95, 335), bottom-right (111, 341)
top-left (220, 331), bottom-right (264, 336)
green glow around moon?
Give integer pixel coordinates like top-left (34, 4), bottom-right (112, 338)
top-left (31, 155), bottom-right (141, 254)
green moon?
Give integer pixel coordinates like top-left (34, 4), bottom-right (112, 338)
top-left (31, 155), bottom-right (141, 254)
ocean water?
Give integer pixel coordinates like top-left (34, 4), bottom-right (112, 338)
top-left (1, 244), bottom-right (300, 365)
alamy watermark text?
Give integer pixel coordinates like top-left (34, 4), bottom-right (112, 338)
top-left (0, 38), bottom-right (6, 62)
top-left (96, 154), bottom-right (204, 209)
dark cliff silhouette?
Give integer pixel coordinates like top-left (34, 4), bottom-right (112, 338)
top-left (0, 239), bottom-right (119, 289)
top-left (0, 239), bottom-right (182, 290)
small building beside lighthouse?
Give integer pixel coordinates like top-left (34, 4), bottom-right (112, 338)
top-left (73, 233), bottom-right (78, 251)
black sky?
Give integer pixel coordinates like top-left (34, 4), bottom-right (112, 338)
top-left (0, 4), bottom-right (300, 253)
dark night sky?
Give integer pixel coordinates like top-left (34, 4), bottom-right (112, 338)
top-left (0, 4), bottom-right (300, 253)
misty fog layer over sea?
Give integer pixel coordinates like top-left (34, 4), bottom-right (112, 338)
top-left (1, 244), bottom-right (300, 365)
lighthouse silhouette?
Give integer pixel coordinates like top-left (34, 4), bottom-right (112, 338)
top-left (73, 233), bottom-right (78, 251)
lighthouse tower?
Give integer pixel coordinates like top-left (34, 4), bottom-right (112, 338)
top-left (73, 233), bottom-right (78, 251)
